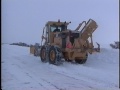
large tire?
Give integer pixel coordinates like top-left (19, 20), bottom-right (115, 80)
top-left (49, 46), bottom-right (57, 64)
top-left (40, 46), bottom-right (46, 62)
top-left (75, 54), bottom-right (88, 64)
top-left (34, 49), bottom-right (38, 56)
top-left (48, 46), bottom-right (62, 65)
top-left (34, 49), bottom-right (36, 56)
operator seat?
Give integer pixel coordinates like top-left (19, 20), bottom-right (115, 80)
top-left (53, 28), bottom-right (60, 32)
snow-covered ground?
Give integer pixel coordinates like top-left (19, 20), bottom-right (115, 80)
top-left (2, 44), bottom-right (119, 90)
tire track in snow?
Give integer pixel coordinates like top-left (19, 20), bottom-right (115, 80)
top-left (2, 45), bottom-right (119, 90)
top-left (24, 72), bottom-right (49, 90)
top-left (7, 60), bottom-right (49, 90)
top-left (48, 65), bottom-right (119, 89)
top-left (19, 56), bottom-right (96, 89)
top-left (10, 57), bottom-right (64, 90)
top-left (12, 55), bottom-right (69, 90)
top-left (15, 68), bottom-right (49, 90)
top-left (49, 71), bottom-right (95, 89)
top-left (41, 78), bottom-right (66, 90)
top-left (11, 56), bottom-right (87, 90)
top-left (13, 55), bottom-right (97, 90)
top-left (6, 55), bottom-right (118, 90)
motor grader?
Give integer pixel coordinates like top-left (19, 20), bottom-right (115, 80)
top-left (30, 19), bottom-right (100, 65)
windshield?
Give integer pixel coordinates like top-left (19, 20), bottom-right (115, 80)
top-left (50, 26), bottom-right (61, 32)
top-left (50, 25), bottom-right (67, 32)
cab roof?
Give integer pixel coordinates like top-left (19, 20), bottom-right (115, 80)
top-left (45, 21), bottom-right (70, 26)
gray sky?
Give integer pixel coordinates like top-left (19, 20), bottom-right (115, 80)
top-left (2, 0), bottom-right (119, 46)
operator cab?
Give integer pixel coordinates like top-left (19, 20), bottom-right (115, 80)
top-left (45, 20), bottom-right (71, 45)
top-left (46, 20), bottom-right (70, 33)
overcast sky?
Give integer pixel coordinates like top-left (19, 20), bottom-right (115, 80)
top-left (2, 0), bottom-right (119, 46)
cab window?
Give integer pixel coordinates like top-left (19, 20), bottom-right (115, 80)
top-left (50, 26), bottom-right (61, 32)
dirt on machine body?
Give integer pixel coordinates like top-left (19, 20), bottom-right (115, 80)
top-left (30, 19), bottom-right (100, 65)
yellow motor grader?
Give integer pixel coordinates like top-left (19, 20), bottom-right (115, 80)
top-left (30, 19), bottom-right (100, 65)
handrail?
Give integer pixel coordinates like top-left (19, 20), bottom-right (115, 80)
top-left (41, 27), bottom-right (46, 46)
top-left (75, 21), bottom-right (86, 31)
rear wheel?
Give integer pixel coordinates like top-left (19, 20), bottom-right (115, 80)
top-left (49, 46), bottom-right (62, 65)
top-left (34, 49), bottom-right (38, 56)
top-left (40, 46), bottom-right (46, 62)
top-left (75, 54), bottom-right (88, 64)
top-left (49, 47), bottom-right (56, 64)
top-left (34, 49), bottom-right (37, 56)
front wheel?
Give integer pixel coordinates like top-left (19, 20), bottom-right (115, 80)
top-left (40, 46), bottom-right (46, 62)
top-left (48, 46), bottom-right (62, 65)
top-left (34, 49), bottom-right (38, 56)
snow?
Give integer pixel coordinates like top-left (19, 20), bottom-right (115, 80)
top-left (2, 44), bottom-right (119, 90)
